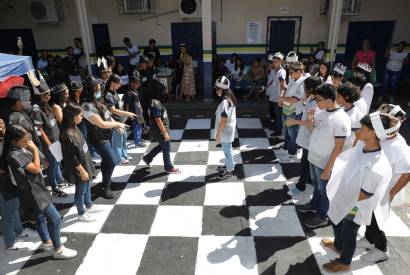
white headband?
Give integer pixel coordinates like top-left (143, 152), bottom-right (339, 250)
top-left (389, 105), bottom-right (405, 117)
top-left (215, 76), bottom-right (230, 90)
top-left (370, 111), bottom-right (401, 140)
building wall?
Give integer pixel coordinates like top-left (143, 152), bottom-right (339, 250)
top-left (0, 0), bottom-right (409, 55)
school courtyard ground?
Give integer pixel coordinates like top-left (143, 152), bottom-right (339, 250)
top-left (1, 101), bottom-right (410, 275)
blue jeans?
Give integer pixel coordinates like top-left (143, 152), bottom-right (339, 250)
top-left (0, 195), bottom-right (24, 248)
top-left (45, 146), bottom-right (65, 190)
top-left (132, 120), bottom-right (143, 145)
top-left (332, 218), bottom-right (361, 265)
top-left (36, 203), bottom-right (62, 249)
top-left (380, 69), bottom-right (401, 97)
top-left (145, 140), bottom-right (173, 170)
top-left (94, 141), bottom-right (116, 188)
top-left (111, 129), bottom-right (128, 163)
top-left (282, 113), bottom-right (301, 155)
top-left (221, 142), bottom-right (235, 172)
top-left (310, 163), bottom-right (329, 218)
top-left (74, 181), bottom-right (92, 215)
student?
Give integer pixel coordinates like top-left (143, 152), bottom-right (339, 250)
top-left (277, 61), bottom-right (306, 161)
top-left (331, 63), bottom-right (347, 88)
top-left (123, 37), bottom-right (141, 75)
top-left (7, 124), bottom-right (77, 259)
top-left (315, 61), bottom-right (332, 84)
top-left (69, 80), bottom-right (83, 104)
top-left (50, 83), bottom-right (70, 125)
top-left (355, 63), bottom-right (374, 110)
top-left (298, 83), bottom-right (351, 228)
top-left (123, 72), bottom-right (146, 148)
top-left (336, 83), bottom-right (364, 148)
top-left (348, 72), bottom-right (371, 115)
top-left (225, 53), bottom-right (238, 74)
top-left (143, 38), bottom-right (161, 67)
top-left (266, 52), bottom-right (286, 136)
top-left (142, 86), bottom-right (180, 174)
top-left (104, 74), bottom-right (137, 164)
top-left (230, 57), bottom-right (247, 97)
top-left (287, 76), bottom-right (322, 196)
top-left (60, 103), bottom-right (100, 222)
top-left (0, 119), bottom-right (27, 250)
top-left (321, 113), bottom-right (392, 272)
top-left (357, 104), bottom-right (410, 263)
top-left (310, 41), bottom-right (326, 63)
top-left (32, 85), bottom-right (68, 197)
top-left (214, 76), bottom-right (237, 180)
top-left (352, 39), bottom-right (376, 69)
top-left (97, 57), bottom-right (110, 91)
top-left (82, 77), bottom-right (126, 199)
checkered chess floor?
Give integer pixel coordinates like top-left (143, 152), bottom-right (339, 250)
top-left (1, 116), bottom-right (410, 275)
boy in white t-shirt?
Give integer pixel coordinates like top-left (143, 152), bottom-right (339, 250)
top-left (297, 84), bottom-right (351, 228)
top-left (321, 113), bottom-right (392, 273)
top-left (349, 71), bottom-right (372, 115)
top-left (123, 37), bottom-right (141, 74)
top-left (266, 52), bottom-right (286, 136)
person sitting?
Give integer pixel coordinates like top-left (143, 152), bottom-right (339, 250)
top-left (230, 57), bottom-right (247, 97)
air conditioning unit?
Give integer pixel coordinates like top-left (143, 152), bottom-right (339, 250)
top-left (179, 0), bottom-right (201, 19)
top-left (29, 0), bottom-right (63, 23)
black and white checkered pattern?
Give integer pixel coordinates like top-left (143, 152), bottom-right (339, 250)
top-left (1, 116), bottom-right (409, 275)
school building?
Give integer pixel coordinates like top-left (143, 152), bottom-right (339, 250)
top-left (0, 0), bottom-right (409, 98)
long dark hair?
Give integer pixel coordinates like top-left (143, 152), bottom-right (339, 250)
top-left (104, 74), bottom-right (121, 96)
top-left (7, 124), bottom-right (28, 144)
top-left (60, 103), bottom-right (83, 142)
top-left (318, 61), bottom-right (331, 82)
top-left (222, 89), bottom-right (237, 107)
top-left (234, 57), bottom-right (245, 71)
top-left (82, 76), bottom-right (106, 114)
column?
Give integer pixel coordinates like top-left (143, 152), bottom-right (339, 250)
top-left (326, 0), bottom-right (343, 64)
top-left (75, 0), bottom-right (93, 75)
top-left (202, 0), bottom-right (213, 101)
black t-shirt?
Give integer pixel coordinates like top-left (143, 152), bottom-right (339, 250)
top-left (7, 146), bottom-right (52, 212)
top-left (143, 47), bottom-right (160, 64)
top-left (61, 127), bottom-right (95, 185)
top-left (0, 140), bottom-right (18, 201)
top-left (105, 90), bottom-right (126, 123)
top-left (82, 101), bottom-right (113, 144)
top-left (32, 103), bottom-right (60, 144)
top-left (124, 89), bottom-right (144, 124)
top-left (149, 99), bottom-right (170, 142)
top-left (8, 111), bottom-right (42, 150)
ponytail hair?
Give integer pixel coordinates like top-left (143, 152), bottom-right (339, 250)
top-left (223, 89), bottom-right (237, 107)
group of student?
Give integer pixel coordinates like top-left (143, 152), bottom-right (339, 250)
top-left (0, 53), bottom-right (182, 259)
top-left (262, 50), bottom-right (410, 272)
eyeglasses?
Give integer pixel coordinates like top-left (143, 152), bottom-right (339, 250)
top-left (315, 97), bottom-right (327, 102)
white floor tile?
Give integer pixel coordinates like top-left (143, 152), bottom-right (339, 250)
top-left (205, 182), bottom-right (246, 206)
top-left (75, 234), bottom-right (148, 275)
top-left (237, 118), bottom-right (263, 129)
top-left (195, 236), bottom-right (258, 275)
top-left (186, 118), bottom-right (211, 129)
top-left (61, 205), bottom-right (113, 234)
top-left (308, 237), bottom-right (383, 275)
top-left (249, 206), bottom-right (305, 236)
top-left (93, 166), bottom-right (136, 184)
top-left (116, 182), bottom-right (165, 205)
top-left (239, 138), bottom-right (271, 151)
top-left (138, 153), bottom-right (176, 166)
top-left (167, 165), bottom-right (207, 182)
top-left (178, 140), bottom-right (209, 152)
top-left (244, 164), bottom-right (287, 182)
top-left (358, 210), bottom-right (410, 237)
top-left (127, 143), bottom-right (150, 154)
top-left (150, 206), bottom-right (203, 237)
top-left (207, 150), bottom-right (243, 165)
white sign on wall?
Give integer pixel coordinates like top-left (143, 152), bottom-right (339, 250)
top-left (246, 21), bottom-right (262, 44)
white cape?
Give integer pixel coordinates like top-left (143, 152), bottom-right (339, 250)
top-left (326, 144), bottom-right (392, 228)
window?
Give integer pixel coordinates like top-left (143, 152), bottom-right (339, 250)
top-left (118, 0), bottom-right (154, 15)
top-left (320, 0), bottom-right (361, 15)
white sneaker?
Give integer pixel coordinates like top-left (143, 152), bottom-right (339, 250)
top-left (40, 237), bottom-right (68, 251)
top-left (52, 246), bottom-right (77, 259)
top-left (78, 213), bottom-right (96, 222)
top-left (86, 205), bottom-right (104, 214)
top-left (356, 238), bottom-right (374, 250)
top-left (361, 248), bottom-right (389, 263)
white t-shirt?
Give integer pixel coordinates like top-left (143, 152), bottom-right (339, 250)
top-left (361, 83), bottom-right (374, 113)
top-left (283, 76), bottom-right (306, 115)
top-left (344, 105), bottom-right (364, 149)
top-left (315, 50), bottom-right (325, 61)
top-left (127, 44), bottom-right (141, 66)
top-left (267, 68), bottom-right (286, 102)
top-left (386, 50), bottom-right (408, 72)
top-left (37, 59), bottom-right (48, 70)
top-left (214, 98), bottom-right (237, 143)
top-left (225, 60), bottom-right (235, 74)
top-left (231, 67), bottom-right (247, 81)
top-left (308, 108), bottom-right (351, 169)
top-left (296, 98), bottom-right (317, 149)
top-left (354, 97), bottom-right (368, 115)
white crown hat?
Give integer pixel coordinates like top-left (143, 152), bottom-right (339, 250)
top-left (97, 57), bottom-right (108, 70)
top-left (215, 75), bottom-right (230, 90)
top-left (357, 62), bottom-right (372, 73)
top-left (333, 63), bottom-right (347, 76)
top-left (268, 52), bottom-right (284, 61)
top-left (285, 51), bottom-right (298, 63)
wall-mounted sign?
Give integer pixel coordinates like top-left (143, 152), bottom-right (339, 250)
top-left (246, 21), bottom-right (262, 44)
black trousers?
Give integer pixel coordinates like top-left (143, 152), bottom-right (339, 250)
top-left (364, 213), bottom-right (387, 251)
top-left (332, 218), bottom-right (361, 265)
top-left (296, 148), bottom-right (311, 190)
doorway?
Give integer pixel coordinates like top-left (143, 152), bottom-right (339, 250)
top-left (92, 23), bottom-right (113, 57)
top-left (266, 17), bottom-right (301, 54)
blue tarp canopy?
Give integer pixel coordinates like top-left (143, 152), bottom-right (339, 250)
top-left (0, 53), bottom-right (34, 81)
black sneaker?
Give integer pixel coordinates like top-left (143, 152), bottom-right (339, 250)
top-left (217, 170), bottom-right (233, 180)
top-left (142, 155), bottom-right (151, 167)
top-left (296, 203), bottom-right (317, 213)
top-left (103, 187), bottom-right (114, 199)
top-left (304, 216), bottom-right (329, 229)
top-left (216, 143), bottom-right (222, 148)
top-left (216, 165), bottom-right (226, 172)
top-left (53, 188), bottom-right (68, 198)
